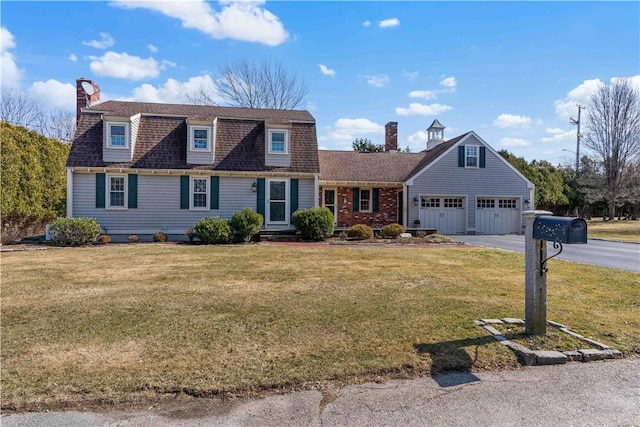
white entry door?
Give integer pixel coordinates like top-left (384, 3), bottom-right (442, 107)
top-left (476, 197), bottom-right (520, 234)
top-left (267, 179), bottom-right (288, 224)
top-left (420, 196), bottom-right (466, 234)
top-left (322, 189), bottom-right (337, 225)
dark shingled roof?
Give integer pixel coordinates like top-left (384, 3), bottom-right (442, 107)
top-left (319, 133), bottom-right (470, 183)
top-left (67, 101), bottom-right (319, 173)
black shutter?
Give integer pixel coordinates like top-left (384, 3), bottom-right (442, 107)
top-left (210, 176), bottom-right (219, 209)
top-left (353, 188), bottom-right (360, 212)
top-left (180, 176), bottom-right (189, 209)
top-left (373, 188), bottom-right (379, 212)
top-left (290, 178), bottom-right (298, 216)
top-left (127, 174), bottom-right (138, 209)
top-left (256, 178), bottom-right (265, 218)
top-left (96, 173), bottom-right (105, 208)
top-left (458, 146), bottom-right (465, 167)
top-left (480, 147), bottom-right (486, 168)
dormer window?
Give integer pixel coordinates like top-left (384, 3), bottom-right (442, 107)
top-left (107, 122), bottom-right (129, 148)
top-left (268, 129), bottom-right (289, 154)
top-left (190, 126), bottom-right (212, 151)
top-left (466, 145), bottom-right (479, 168)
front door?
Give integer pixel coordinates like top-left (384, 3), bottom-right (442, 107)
top-left (267, 179), bottom-right (288, 224)
top-left (323, 189), bottom-right (337, 225)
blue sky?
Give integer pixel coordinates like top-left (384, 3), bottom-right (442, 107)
top-left (2, 1), bottom-right (638, 165)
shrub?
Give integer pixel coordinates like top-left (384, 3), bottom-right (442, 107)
top-left (381, 223), bottom-right (406, 239)
top-left (194, 217), bottom-right (231, 244)
top-left (291, 207), bottom-right (334, 241)
top-left (48, 217), bottom-right (101, 247)
top-left (128, 234), bottom-right (140, 243)
top-left (153, 232), bottom-right (168, 242)
top-left (185, 226), bottom-right (196, 243)
top-left (346, 224), bottom-right (374, 240)
top-left (230, 207), bottom-right (263, 243)
top-left (97, 234), bottom-right (111, 244)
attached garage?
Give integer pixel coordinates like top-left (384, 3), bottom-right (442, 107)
top-left (476, 197), bottom-right (521, 234)
top-left (419, 195), bottom-right (466, 234)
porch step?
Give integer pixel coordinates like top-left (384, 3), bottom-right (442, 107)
top-left (258, 229), bottom-right (301, 242)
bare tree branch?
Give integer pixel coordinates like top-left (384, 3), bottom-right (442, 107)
top-left (583, 78), bottom-right (640, 219)
top-left (187, 59), bottom-right (309, 110)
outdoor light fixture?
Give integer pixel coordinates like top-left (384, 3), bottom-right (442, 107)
top-left (413, 196), bottom-right (419, 206)
top-left (251, 182), bottom-right (257, 193)
top-left (524, 199), bottom-right (531, 208)
top-left (343, 196), bottom-right (348, 204)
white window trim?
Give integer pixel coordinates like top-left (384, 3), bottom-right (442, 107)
top-left (106, 122), bottom-right (130, 149)
top-left (266, 178), bottom-right (289, 224)
top-left (106, 174), bottom-right (127, 210)
top-left (359, 188), bottom-right (372, 213)
top-left (190, 176), bottom-right (210, 210)
top-left (189, 125), bottom-right (212, 152)
top-left (267, 129), bottom-right (289, 155)
top-left (465, 144), bottom-right (479, 168)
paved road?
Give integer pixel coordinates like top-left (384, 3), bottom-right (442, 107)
top-left (2, 359), bottom-right (639, 426)
top-left (453, 235), bottom-right (640, 272)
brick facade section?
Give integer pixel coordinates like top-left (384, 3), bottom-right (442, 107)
top-left (321, 186), bottom-right (401, 228)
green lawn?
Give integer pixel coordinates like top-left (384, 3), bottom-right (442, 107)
top-left (2, 243), bottom-right (638, 411)
top-left (587, 218), bottom-right (640, 242)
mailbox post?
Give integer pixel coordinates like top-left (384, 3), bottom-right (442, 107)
top-left (522, 211), bottom-right (588, 335)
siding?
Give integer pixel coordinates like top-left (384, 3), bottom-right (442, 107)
top-left (187, 148), bottom-right (214, 165)
top-left (72, 172), bottom-right (315, 233)
top-left (407, 135), bottom-right (532, 232)
top-left (265, 152), bottom-right (291, 167)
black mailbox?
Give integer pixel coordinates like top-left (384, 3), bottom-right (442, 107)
top-left (533, 216), bottom-right (587, 244)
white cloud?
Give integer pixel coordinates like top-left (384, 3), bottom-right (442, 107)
top-left (113, 0), bottom-right (288, 46)
top-left (545, 127), bottom-right (565, 134)
top-left (320, 118), bottom-right (384, 148)
top-left (68, 53), bottom-right (78, 62)
top-left (148, 44), bottom-right (158, 53)
top-left (611, 75), bottom-right (640, 91)
top-left (493, 113), bottom-right (532, 128)
top-left (1, 27), bottom-right (22, 88)
top-left (126, 75), bottom-right (220, 104)
top-left (89, 51), bottom-right (162, 80)
top-left (363, 20), bottom-right (371, 27)
top-left (366, 74), bottom-right (389, 88)
top-left (440, 76), bottom-right (457, 88)
top-left (402, 70), bottom-right (419, 81)
top-left (408, 90), bottom-right (438, 100)
top-left (500, 137), bottom-right (530, 147)
top-left (379, 18), bottom-right (399, 28)
top-left (82, 32), bottom-right (115, 49)
top-left (28, 79), bottom-right (76, 111)
top-left (395, 103), bottom-right (452, 116)
top-left (408, 130), bottom-right (429, 145)
top-left (319, 64), bottom-right (335, 77)
top-left (540, 129), bottom-right (575, 143)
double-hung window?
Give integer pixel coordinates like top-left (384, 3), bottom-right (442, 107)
top-left (268, 129), bottom-right (288, 154)
top-left (191, 177), bottom-right (208, 209)
top-left (466, 145), bottom-right (478, 168)
top-left (108, 175), bottom-right (126, 208)
top-left (107, 123), bottom-right (128, 148)
top-left (190, 126), bottom-right (211, 151)
top-left (359, 189), bottom-right (371, 212)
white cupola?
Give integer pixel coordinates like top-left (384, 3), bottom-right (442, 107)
top-left (426, 119), bottom-right (445, 150)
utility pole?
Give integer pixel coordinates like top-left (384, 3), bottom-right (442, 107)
top-left (570, 105), bottom-right (584, 174)
top-left (570, 105), bottom-right (584, 217)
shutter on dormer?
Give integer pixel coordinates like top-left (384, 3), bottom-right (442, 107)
top-left (458, 146), bottom-right (465, 167)
top-left (373, 188), bottom-right (380, 212)
top-left (210, 176), bottom-right (219, 210)
top-left (290, 178), bottom-right (298, 216)
top-left (180, 176), bottom-right (189, 209)
top-left (128, 174), bottom-right (138, 209)
top-left (480, 147), bottom-right (486, 168)
top-left (353, 188), bottom-right (360, 212)
top-left (96, 173), bottom-right (105, 208)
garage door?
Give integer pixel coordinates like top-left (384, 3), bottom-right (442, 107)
top-left (476, 198), bottom-right (521, 234)
top-left (419, 196), bottom-right (466, 234)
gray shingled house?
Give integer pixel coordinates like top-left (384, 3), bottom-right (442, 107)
top-left (319, 120), bottom-right (535, 235)
top-left (66, 78), bottom-right (320, 239)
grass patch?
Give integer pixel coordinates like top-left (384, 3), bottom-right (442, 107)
top-left (2, 244), bottom-right (638, 410)
top-left (587, 218), bottom-right (639, 242)
top-left (491, 324), bottom-right (594, 352)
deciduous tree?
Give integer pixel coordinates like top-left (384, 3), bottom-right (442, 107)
top-left (352, 138), bottom-right (384, 153)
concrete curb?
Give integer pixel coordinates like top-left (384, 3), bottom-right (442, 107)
top-left (476, 318), bottom-right (623, 366)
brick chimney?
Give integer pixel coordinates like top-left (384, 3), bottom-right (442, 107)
top-left (76, 78), bottom-right (101, 124)
top-left (385, 121), bottom-right (398, 152)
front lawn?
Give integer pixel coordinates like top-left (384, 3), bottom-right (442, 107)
top-left (587, 218), bottom-right (640, 242)
top-left (2, 244), bottom-right (638, 411)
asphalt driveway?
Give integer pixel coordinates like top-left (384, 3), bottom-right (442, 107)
top-left (452, 235), bottom-right (639, 272)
